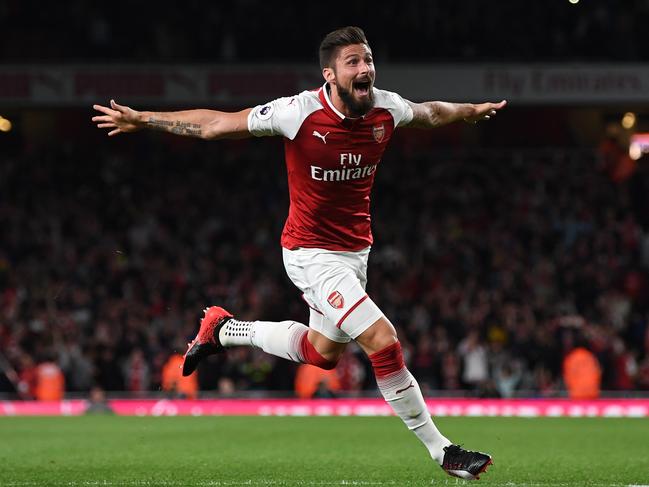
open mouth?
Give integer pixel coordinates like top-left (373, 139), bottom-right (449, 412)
top-left (353, 80), bottom-right (371, 96)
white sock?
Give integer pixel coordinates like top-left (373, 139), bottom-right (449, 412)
top-left (376, 367), bottom-right (451, 464)
top-left (219, 319), bottom-right (308, 363)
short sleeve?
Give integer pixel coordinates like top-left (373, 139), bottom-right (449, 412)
top-left (247, 96), bottom-right (302, 139)
top-left (373, 88), bottom-right (414, 128)
top-left (388, 91), bottom-right (414, 127)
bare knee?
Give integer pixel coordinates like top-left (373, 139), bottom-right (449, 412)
top-left (355, 317), bottom-right (398, 355)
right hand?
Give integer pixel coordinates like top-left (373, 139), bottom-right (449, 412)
top-left (92, 99), bottom-right (142, 136)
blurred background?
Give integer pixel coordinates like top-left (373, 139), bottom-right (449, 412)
top-left (2, 0), bottom-right (649, 402)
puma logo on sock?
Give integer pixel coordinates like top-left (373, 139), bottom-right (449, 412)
top-left (396, 381), bottom-right (414, 394)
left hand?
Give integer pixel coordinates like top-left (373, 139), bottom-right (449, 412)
top-left (464, 100), bottom-right (507, 124)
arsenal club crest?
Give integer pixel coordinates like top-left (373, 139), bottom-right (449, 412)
top-left (327, 291), bottom-right (345, 309)
top-left (372, 123), bottom-right (385, 143)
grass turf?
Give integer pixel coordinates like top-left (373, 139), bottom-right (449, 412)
top-left (0, 416), bottom-right (648, 486)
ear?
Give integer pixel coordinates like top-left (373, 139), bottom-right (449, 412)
top-left (323, 67), bottom-right (335, 84)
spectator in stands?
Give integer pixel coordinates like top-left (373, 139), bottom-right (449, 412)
top-left (294, 364), bottom-right (341, 399)
top-left (161, 353), bottom-right (198, 399)
top-left (458, 330), bottom-right (489, 391)
top-left (562, 333), bottom-right (602, 399)
top-left (34, 356), bottom-right (65, 401)
top-left (16, 353), bottom-right (37, 400)
top-left (493, 362), bottom-right (522, 398)
top-left (123, 348), bottom-right (150, 393)
top-left (84, 386), bottom-right (114, 415)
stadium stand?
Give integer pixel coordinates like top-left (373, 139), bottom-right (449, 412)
top-left (1, 139), bottom-right (648, 397)
top-left (1, 0), bottom-right (648, 63)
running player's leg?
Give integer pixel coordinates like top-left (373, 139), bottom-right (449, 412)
top-left (354, 317), bottom-right (451, 461)
top-left (300, 248), bottom-right (451, 464)
top-left (355, 317), bottom-right (492, 480)
top-left (298, 246), bottom-right (492, 479)
top-left (283, 247), bottom-right (450, 461)
top-left (316, 283), bottom-right (453, 465)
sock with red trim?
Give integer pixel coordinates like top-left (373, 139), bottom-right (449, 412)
top-left (219, 319), bottom-right (335, 369)
top-left (369, 341), bottom-right (451, 464)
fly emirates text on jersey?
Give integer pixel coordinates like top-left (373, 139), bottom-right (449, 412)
top-left (310, 153), bottom-right (378, 182)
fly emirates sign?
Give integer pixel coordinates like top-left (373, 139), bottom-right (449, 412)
top-left (310, 153), bottom-right (378, 182)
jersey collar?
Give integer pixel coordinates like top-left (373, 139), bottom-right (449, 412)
top-left (321, 82), bottom-right (346, 120)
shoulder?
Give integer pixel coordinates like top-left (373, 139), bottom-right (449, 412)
top-left (372, 87), bottom-right (413, 128)
top-left (278, 90), bottom-right (324, 139)
top-left (249, 90), bottom-right (324, 139)
top-left (295, 89), bottom-right (323, 110)
top-left (372, 87), bottom-right (407, 110)
top-left (270, 90), bottom-right (323, 118)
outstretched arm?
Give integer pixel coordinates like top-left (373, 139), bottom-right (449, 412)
top-left (92, 99), bottom-right (252, 140)
top-left (404, 99), bottom-right (507, 128)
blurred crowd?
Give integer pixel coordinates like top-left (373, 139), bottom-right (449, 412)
top-left (1, 136), bottom-right (649, 400)
top-left (2, 0), bottom-right (647, 63)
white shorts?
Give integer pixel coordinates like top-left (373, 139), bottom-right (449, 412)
top-left (282, 246), bottom-right (384, 343)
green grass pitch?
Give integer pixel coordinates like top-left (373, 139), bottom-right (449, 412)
top-left (1, 416), bottom-right (648, 486)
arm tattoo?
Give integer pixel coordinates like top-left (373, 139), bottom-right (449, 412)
top-left (405, 102), bottom-right (436, 128)
top-left (171, 121), bottom-right (202, 137)
top-left (148, 118), bottom-right (202, 137)
top-left (147, 118), bottom-right (174, 129)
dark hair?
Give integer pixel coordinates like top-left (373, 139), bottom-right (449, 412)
top-left (319, 26), bottom-right (369, 70)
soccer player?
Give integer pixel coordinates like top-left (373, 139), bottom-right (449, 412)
top-left (92, 26), bottom-right (505, 480)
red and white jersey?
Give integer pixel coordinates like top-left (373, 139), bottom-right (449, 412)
top-left (248, 83), bottom-right (413, 251)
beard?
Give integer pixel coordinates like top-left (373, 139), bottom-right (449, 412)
top-left (335, 81), bottom-right (375, 118)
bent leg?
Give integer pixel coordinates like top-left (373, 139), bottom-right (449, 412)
top-left (219, 316), bottom-right (345, 370)
top-left (356, 317), bottom-right (451, 464)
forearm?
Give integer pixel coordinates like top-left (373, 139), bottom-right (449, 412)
top-left (93, 100), bottom-right (252, 139)
top-left (140, 109), bottom-right (222, 139)
top-left (409, 101), bottom-right (477, 128)
top-left (405, 99), bottom-right (505, 128)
